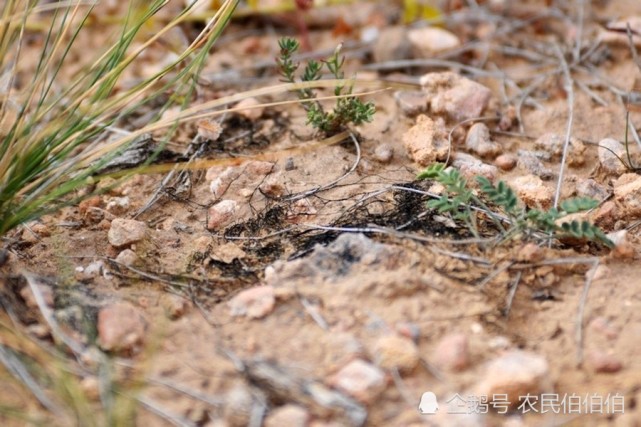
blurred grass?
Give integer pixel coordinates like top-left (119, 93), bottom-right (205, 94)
top-left (0, 0), bottom-right (239, 424)
top-left (0, 0), bottom-right (238, 236)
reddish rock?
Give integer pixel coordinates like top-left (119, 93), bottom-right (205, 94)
top-left (373, 334), bottom-right (420, 373)
top-left (587, 350), bottom-right (623, 373)
top-left (409, 27), bottom-right (461, 56)
top-left (207, 200), bottom-right (238, 230)
top-left (475, 350), bottom-right (550, 407)
top-left (433, 333), bottom-right (470, 372)
top-left (228, 285), bottom-right (275, 319)
top-left (97, 302), bottom-right (147, 354)
top-left (465, 123), bottom-right (500, 158)
top-left (108, 218), bottom-right (147, 248)
top-left (328, 359), bottom-right (386, 404)
top-left (420, 72), bottom-right (492, 122)
top-left (235, 97), bottom-right (264, 120)
top-left (402, 115), bottom-right (449, 166)
top-left (264, 405), bottom-right (309, 427)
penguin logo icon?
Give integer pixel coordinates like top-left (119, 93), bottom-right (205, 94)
top-left (418, 391), bottom-right (439, 414)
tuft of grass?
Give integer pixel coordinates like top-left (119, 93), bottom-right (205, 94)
top-left (419, 163), bottom-right (613, 247)
top-left (276, 37), bottom-right (376, 135)
top-left (0, 0), bottom-right (239, 237)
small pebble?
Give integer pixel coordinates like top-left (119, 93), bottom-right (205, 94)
top-left (228, 286), bottom-right (275, 319)
top-left (495, 153), bottom-right (517, 171)
top-left (587, 350), bottom-right (623, 373)
top-left (374, 144), bottom-right (394, 163)
top-left (328, 359), bottom-right (386, 404)
top-left (207, 200), bottom-right (238, 231)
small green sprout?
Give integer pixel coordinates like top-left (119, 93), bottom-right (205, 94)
top-left (419, 163), bottom-right (613, 247)
top-left (276, 37), bottom-right (375, 135)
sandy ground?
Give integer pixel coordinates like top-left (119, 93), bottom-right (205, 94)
top-left (3, 1), bottom-right (641, 426)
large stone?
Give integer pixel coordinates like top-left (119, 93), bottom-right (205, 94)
top-left (373, 334), bottom-right (419, 373)
top-left (614, 173), bottom-right (641, 216)
top-left (228, 285), bottom-right (275, 319)
top-left (475, 350), bottom-right (550, 408)
top-left (207, 200), bottom-right (239, 230)
top-left (264, 405), bottom-right (309, 427)
top-left (598, 138), bottom-right (627, 174)
top-left (97, 302), bottom-right (147, 354)
top-left (107, 218), bottom-right (147, 248)
top-left (402, 115), bottom-right (448, 165)
top-left (509, 175), bottom-right (553, 209)
top-left (432, 333), bottom-right (470, 372)
top-left (465, 123), bottom-right (500, 158)
top-left (420, 72), bottom-right (492, 122)
top-left (408, 27), bottom-right (461, 57)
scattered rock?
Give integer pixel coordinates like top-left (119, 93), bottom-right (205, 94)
top-left (402, 115), bottom-right (449, 166)
top-left (209, 167), bottom-right (241, 198)
top-left (576, 179), bottom-right (611, 202)
top-left (509, 175), bottom-right (553, 209)
top-left (79, 196), bottom-right (102, 217)
top-left (598, 138), bottom-right (627, 174)
top-left (587, 350), bottom-right (623, 373)
top-left (197, 119), bottom-right (223, 141)
top-left (161, 294), bottom-right (190, 320)
top-left (75, 260), bottom-right (105, 282)
top-left (264, 234), bottom-right (404, 288)
top-left (259, 180), bottom-right (286, 198)
top-left (207, 200), bottom-right (239, 230)
top-left (420, 72), bottom-right (493, 122)
top-left (235, 97), bottom-right (264, 121)
top-left (265, 405), bottom-right (309, 427)
top-left (210, 242), bottom-right (246, 264)
top-left (108, 218), bottom-right (147, 248)
top-left (372, 26), bottom-right (412, 63)
top-left (21, 222), bottom-right (50, 243)
top-left (465, 123), bottom-right (500, 158)
top-left (452, 153), bottom-right (498, 183)
top-left (394, 90), bottom-right (429, 116)
top-left (614, 173), bottom-right (641, 217)
top-left (535, 133), bottom-right (586, 167)
top-left (432, 333), bottom-right (470, 372)
top-left (105, 196), bottom-right (130, 214)
top-left (97, 302), bottom-right (146, 354)
top-left (373, 143), bottom-right (394, 163)
top-left (245, 160), bottom-right (274, 176)
top-left (373, 334), bottom-right (419, 373)
top-left (517, 150), bottom-right (554, 180)
top-left (328, 359), bottom-right (386, 404)
top-left (408, 27), bottom-right (461, 56)
top-left (228, 285), bottom-right (275, 319)
top-left (224, 384), bottom-right (253, 427)
top-left (495, 153), bottom-right (517, 171)
top-left (592, 200), bottom-right (619, 230)
top-left (115, 249), bottom-right (138, 267)
top-left (475, 350), bottom-right (550, 407)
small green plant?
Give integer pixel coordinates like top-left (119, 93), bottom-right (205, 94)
top-left (276, 37), bottom-right (375, 135)
top-left (418, 163), bottom-right (613, 247)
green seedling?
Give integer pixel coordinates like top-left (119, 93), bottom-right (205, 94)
top-left (276, 37), bottom-right (375, 135)
top-left (419, 163), bottom-right (613, 247)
